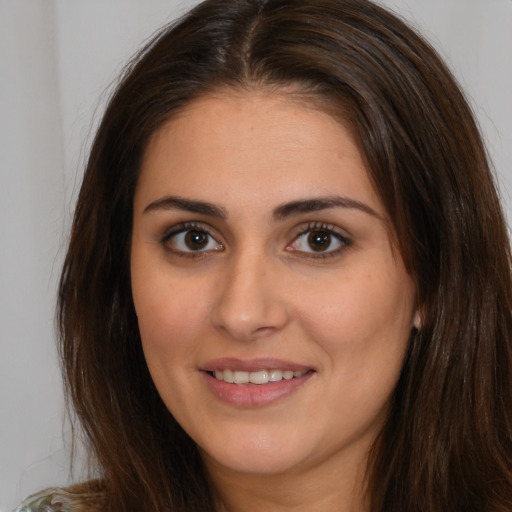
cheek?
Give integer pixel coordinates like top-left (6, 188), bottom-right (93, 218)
top-left (133, 277), bottom-right (211, 420)
top-left (132, 265), bottom-right (210, 362)
top-left (299, 265), bottom-right (414, 363)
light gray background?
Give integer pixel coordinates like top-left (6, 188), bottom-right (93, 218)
top-left (1, 1), bottom-right (511, 510)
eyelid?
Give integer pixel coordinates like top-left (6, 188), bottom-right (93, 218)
top-left (290, 221), bottom-right (351, 242)
top-left (157, 220), bottom-right (351, 261)
top-left (286, 221), bottom-right (352, 259)
top-left (160, 221), bottom-right (224, 256)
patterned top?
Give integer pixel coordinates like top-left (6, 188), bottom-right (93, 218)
top-left (14, 489), bottom-right (74, 512)
top-left (14, 481), bottom-right (105, 512)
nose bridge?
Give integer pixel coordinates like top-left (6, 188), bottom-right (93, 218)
top-left (211, 246), bottom-right (289, 341)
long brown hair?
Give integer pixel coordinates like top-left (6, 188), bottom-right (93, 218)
top-left (58, 0), bottom-right (512, 510)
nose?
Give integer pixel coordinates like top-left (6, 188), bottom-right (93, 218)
top-left (210, 249), bottom-right (290, 341)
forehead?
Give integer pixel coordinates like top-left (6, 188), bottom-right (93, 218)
top-left (136, 90), bottom-right (384, 218)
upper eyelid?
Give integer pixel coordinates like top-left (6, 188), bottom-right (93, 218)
top-left (287, 222), bottom-right (352, 256)
top-left (292, 221), bottom-right (351, 241)
top-left (159, 220), bottom-right (351, 239)
top-left (160, 222), bottom-right (224, 257)
top-left (158, 220), bottom-right (352, 254)
top-left (161, 221), bottom-right (220, 240)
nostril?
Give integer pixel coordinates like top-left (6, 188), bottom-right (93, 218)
top-left (210, 259), bottom-right (290, 341)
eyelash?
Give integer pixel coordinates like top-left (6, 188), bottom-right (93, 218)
top-left (160, 222), bottom-right (223, 259)
top-left (288, 222), bottom-right (351, 261)
top-left (160, 221), bottom-right (351, 261)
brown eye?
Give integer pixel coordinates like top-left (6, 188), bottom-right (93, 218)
top-left (288, 225), bottom-right (350, 257)
top-left (165, 227), bottom-right (223, 254)
top-left (185, 230), bottom-right (209, 250)
top-left (307, 230), bottom-right (331, 252)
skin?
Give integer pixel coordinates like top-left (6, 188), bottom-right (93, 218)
top-left (131, 90), bottom-right (419, 512)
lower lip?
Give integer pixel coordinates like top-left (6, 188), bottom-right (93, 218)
top-left (202, 371), bottom-right (314, 407)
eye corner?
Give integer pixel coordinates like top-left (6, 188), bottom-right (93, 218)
top-left (286, 222), bottom-right (352, 261)
top-left (159, 221), bottom-right (224, 258)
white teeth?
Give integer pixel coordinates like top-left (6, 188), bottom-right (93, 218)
top-left (268, 369), bottom-right (283, 382)
top-left (233, 370), bottom-right (249, 384)
top-left (212, 369), bottom-right (308, 385)
top-left (223, 369), bottom-right (234, 383)
top-left (249, 370), bottom-right (269, 384)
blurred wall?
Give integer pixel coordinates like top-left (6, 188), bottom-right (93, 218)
top-left (1, 1), bottom-right (511, 510)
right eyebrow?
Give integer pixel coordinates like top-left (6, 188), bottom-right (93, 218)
top-left (273, 196), bottom-right (381, 221)
top-left (143, 195), bottom-right (227, 219)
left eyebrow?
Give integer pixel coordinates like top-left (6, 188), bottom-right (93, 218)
top-left (143, 195), bottom-right (227, 218)
top-left (273, 196), bottom-right (380, 221)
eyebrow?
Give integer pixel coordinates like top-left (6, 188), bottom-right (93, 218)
top-left (143, 194), bottom-right (379, 220)
top-left (143, 195), bottom-right (228, 218)
top-left (272, 196), bottom-right (380, 220)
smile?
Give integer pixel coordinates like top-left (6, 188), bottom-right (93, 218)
top-left (201, 358), bottom-right (315, 407)
top-left (212, 369), bottom-right (308, 385)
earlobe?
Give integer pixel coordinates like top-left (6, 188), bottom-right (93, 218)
top-left (413, 310), bottom-right (422, 330)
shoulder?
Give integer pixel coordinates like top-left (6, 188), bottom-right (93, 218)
top-left (13, 488), bottom-right (73, 512)
top-left (14, 482), bottom-right (105, 512)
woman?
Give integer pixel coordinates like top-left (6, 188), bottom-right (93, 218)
top-left (16, 0), bottom-right (512, 511)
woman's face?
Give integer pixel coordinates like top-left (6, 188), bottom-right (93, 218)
top-left (131, 91), bottom-right (418, 479)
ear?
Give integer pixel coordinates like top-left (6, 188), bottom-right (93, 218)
top-left (413, 309), bottom-right (422, 330)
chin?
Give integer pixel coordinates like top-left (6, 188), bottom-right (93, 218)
top-left (199, 428), bottom-right (311, 476)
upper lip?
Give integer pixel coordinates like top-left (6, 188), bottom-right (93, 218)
top-left (201, 357), bottom-right (313, 373)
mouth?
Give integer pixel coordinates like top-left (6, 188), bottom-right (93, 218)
top-left (201, 359), bottom-right (315, 407)
top-left (208, 369), bottom-right (310, 385)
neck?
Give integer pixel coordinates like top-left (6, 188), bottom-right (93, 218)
top-left (203, 445), bottom-right (370, 512)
